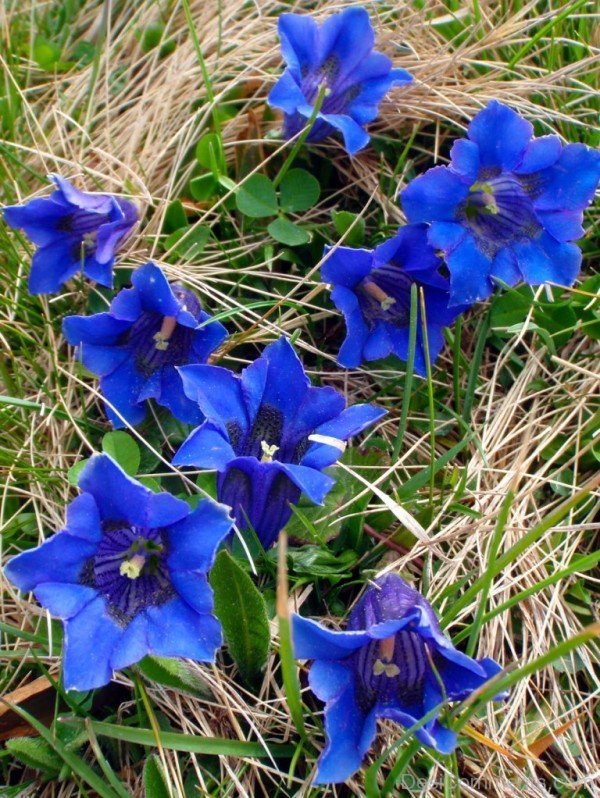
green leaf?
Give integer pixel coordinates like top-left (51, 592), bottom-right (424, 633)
top-left (5, 737), bottom-right (62, 776)
top-left (164, 225), bottom-right (210, 259)
top-left (534, 300), bottom-right (577, 348)
top-left (490, 286), bottom-right (531, 328)
top-left (189, 174), bottom-right (219, 201)
top-left (236, 174), bottom-right (278, 218)
top-left (209, 550), bottom-right (270, 684)
top-left (65, 718), bottom-right (294, 758)
top-left (33, 35), bottom-right (61, 69)
top-left (139, 24), bottom-right (165, 53)
top-left (331, 210), bottom-right (365, 247)
top-left (4, 704), bottom-right (123, 798)
top-left (163, 200), bottom-right (187, 233)
top-left (102, 431), bottom-right (140, 476)
top-left (267, 217), bottom-right (309, 246)
top-left (137, 655), bottom-right (212, 697)
top-left (143, 755), bottom-right (170, 798)
top-left (195, 132), bottom-right (225, 174)
top-left (279, 168), bottom-right (320, 213)
top-left (68, 458), bottom-right (89, 486)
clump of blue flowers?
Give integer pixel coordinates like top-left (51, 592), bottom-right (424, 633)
top-left (401, 101), bottom-right (600, 305)
top-left (293, 574), bottom-right (506, 784)
top-left (173, 337), bottom-right (386, 549)
top-left (4, 454), bottom-right (233, 691)
top-left (322, 224), bottom-right (462, 374)
top-left (3, 174), bottom-right (138, 295)
top-left (268, 7), bottom-right (413, 155)
top-left (63, 262), bottom-right (227, 428)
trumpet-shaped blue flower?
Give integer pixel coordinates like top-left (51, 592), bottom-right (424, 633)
top-left (172, 338), bottom-right (386, 550)
top-left (322, 225), bottom-right (464, 375)
top-left (3, 174), bottom-right (138, 295)
top-left (4, 454), bottom-right (232, 691)
top-left (293, 574), bottom-right (506, 784)
top-left (400, 101), bottom-right (600, 305)
top-left (268, 7), bottom-right (413, 155)
top-left (63, 263), bottom-right (227, 428)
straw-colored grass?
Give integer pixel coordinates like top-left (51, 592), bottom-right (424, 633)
top-left (1, 1), bottom-right (599, 796)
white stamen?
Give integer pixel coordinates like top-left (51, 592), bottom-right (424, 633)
top-left (120, 554), bottom-right (145, 579)
top-left (260, 441), bottom-right (280, 462)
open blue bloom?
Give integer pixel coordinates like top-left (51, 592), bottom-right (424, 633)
top-left (400, 101), bottom-right (600, 305)
top-left (4, 454), bottom-right (232, 691)
top-left (322, 225), bottom-right (464, 375)
top-left (268, 7), bottom-right (413, 155)
top-left (293, 574), bottom-right (506, 784)
top-left (172, 338), bottom-right (385, 549)
top-left (63, 262), bottom-right (227, 428)
top-left (3, 174), bottom-right (138, 295)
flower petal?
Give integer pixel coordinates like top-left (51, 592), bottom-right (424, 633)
top-left (514, 134), bottom-right (562, 173)
top-left (63, 596), bottom-right (121, 690)
top-left (63, 313), bottom-right (131, 346)
top-left (379, 703), bottom-right (457, 754)
top-left (3, 198), bottom-right (70, 246)
top-left (333, 288), bottom-right (370, 370)
top-left (533, 142), bottom-right (600, 212)
top-left (374, 224), bottom-right (441, 274)
top-left (319, 7), bottom-right (374, 80)
top-left (536, 209), bottom-right (584, 242)
top-left (444, 234), bottom-right (494, 305)
top-left (314, 681), bottom-right (369, 784)
top-left (314, 403), bottom-right (386, 442)
top-left (363, 320), bottom-right (393, 361)
top-left (178, 364), bottom-right (248, 433)
top-left (319, 113), bottom-right (370, 155)
top-left (172, 422), bottom-right (236, 469)
top-left (277, 13), bottom-right (319, 77)
top-left (268, 70), bottom-right (307, 114)
top-left (308, 659), bottom-right (354, 702)
top-left (401, 167), bottom-right (469, 224)
top-left (158, 365), bottom-right (204, 426)
top-left (169, 571), bottom-right (215, 616)
top-left (449, 138), bottom-right (480, 182)
top-left (28, 239), bottom-right (79, 294)
top-left (247, 338), bottom-right (311, 421)
top-left (33, 582), bottom-right (97, 619)
top-left (78, 454), bottom-right (189, 528)
top-left (321, 246), bottom-right (373, 288)
top-left (292, 614), bottom-right (370, 660)
top-left (146, 597), bottom-right (221, 661)
top-left (65, 493), bottom-right (102, 542)
top-left (165, 498), bottom-right (233, 573)
top-left (98, 359), bottom-right (147, 428)
top-left (50, 174), bottom-right (113, 213)
top-left (4, 533), bottom-right (96, 593)
top-left (131, 262), bottom-right (181, 316)
top-left (82, 252), bottom-right (115, 288)
top-left (513, 232), bottom-right (581, 286)
top-left (110, 613), bottom-right (149, 670)
top-left (275, 462), bottom-right (335, 505)
top-left (467, 101), bottom-right (532, 170)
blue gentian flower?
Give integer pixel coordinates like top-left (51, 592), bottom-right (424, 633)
top-left (268, 7), bottom-right (413, 155)
top-left (3, 454), bottom-right (232, 691)
top-left (293, 573), bottom-right (506, 784)
top-left (400, 101), bottom-right (600, 305)
top-left (322, 225), bottom-right (463, 375)
top-left (172, 338), bottom-right (386, 550)
top-left (63, 262), bottom-right (227, 428)
top-left (3, 174), bottom-right (138, 295)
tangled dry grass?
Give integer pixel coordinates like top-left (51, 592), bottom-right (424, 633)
top-left (1, 1), bottom-right (599, 796)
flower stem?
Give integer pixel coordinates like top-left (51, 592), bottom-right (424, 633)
top-left (272, 83), bottom-right (328, 189)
